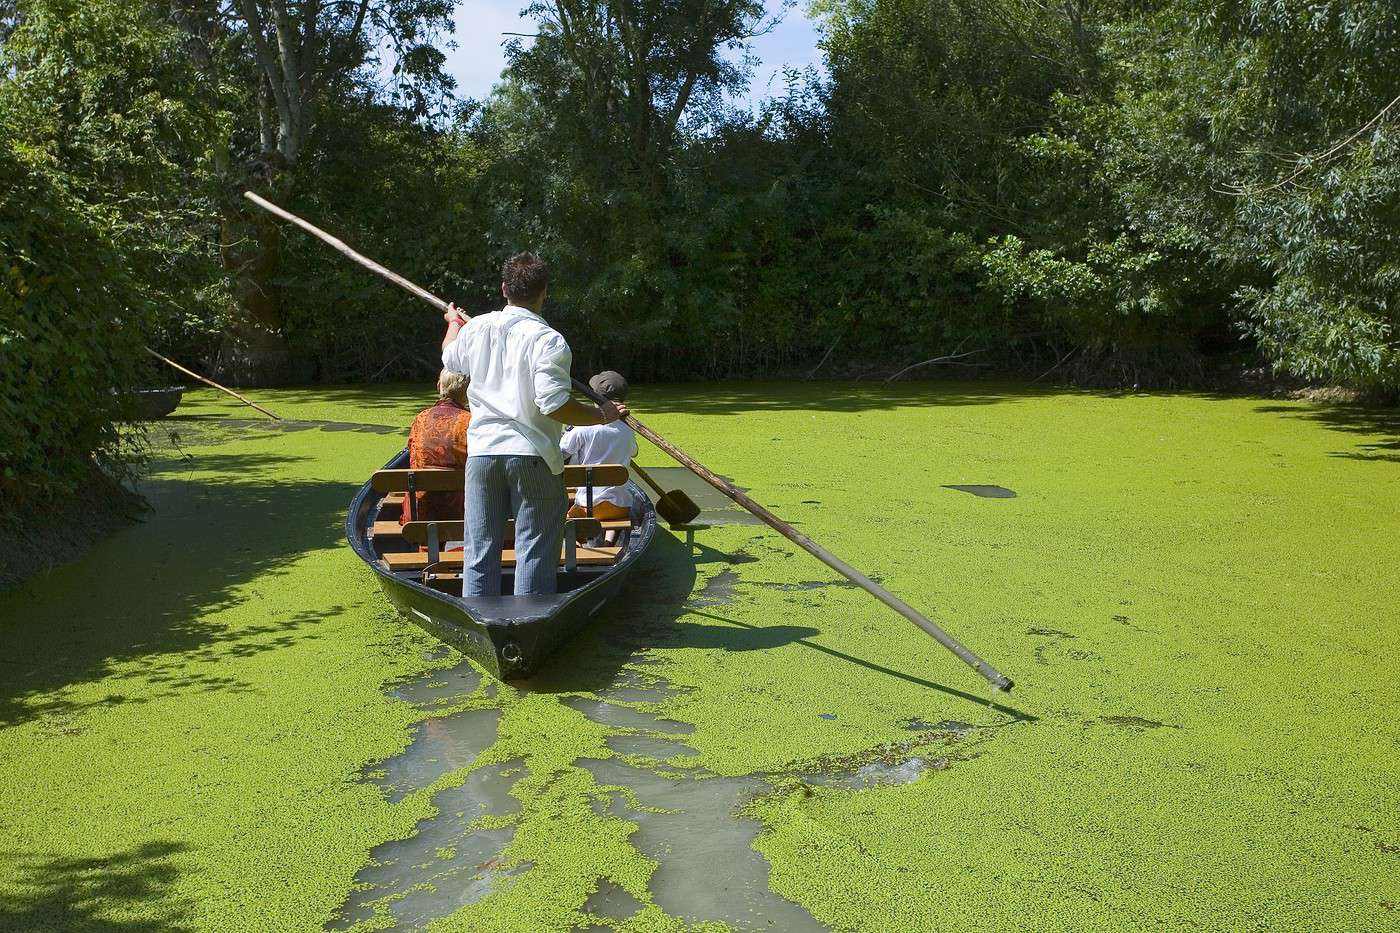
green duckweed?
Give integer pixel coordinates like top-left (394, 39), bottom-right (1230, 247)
top-left (1, 382), bottom-right (1396, 930)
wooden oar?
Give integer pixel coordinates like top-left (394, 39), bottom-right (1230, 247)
top-left (243, 190), bottom-right (1014, 691)
top-left (145, 346), bottom-right (282, 420)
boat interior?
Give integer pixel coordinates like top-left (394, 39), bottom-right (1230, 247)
top-left (367, 464), bottom-right (643, 597)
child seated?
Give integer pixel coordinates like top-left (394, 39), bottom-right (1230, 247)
top-left (561, 371), bottom-right (637, 543)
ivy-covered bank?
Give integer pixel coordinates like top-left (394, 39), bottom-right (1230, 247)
top-left (1, 383), bottom-right (1397, 931)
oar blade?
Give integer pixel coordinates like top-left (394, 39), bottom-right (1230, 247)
top-left (656, 490), bottom-right (702, 526)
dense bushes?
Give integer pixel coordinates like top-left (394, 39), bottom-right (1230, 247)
top-left (0, 0), bottom-right (215, 516)
top-left (0, 141), bottom-right (150, 505)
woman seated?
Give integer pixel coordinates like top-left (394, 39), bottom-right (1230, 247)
top-left (402, 370), bottom-right (471, 526)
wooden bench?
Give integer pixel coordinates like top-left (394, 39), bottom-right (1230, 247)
top-left (372, 464), bottom-right (628, 514)
top-left (371, 517), bottom-right (631, 539)
top-left (390, 516), bottom-right (618, 572)
top-left (373, 465), bottom-right (632, 571)
top-left (383, 545), bottom-right (622, 572)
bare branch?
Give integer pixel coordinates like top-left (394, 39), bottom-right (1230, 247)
top-left (1033, 344), bottom-right (1080, 383)
top-left (806, 327), bottom-right (845, 379)
top-left (1223, 92), bottom-right (1400, 197)
top-left (345, 0), bottom-right (371, 48)
top-left (883, 347), bottom-right (989, 384)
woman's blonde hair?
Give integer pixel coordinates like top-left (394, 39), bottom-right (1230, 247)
top-left (438, 369), bottom-right (469, 406)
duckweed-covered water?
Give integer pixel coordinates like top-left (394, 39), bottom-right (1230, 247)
top-left (1, 382), bottom-right (1397, 931)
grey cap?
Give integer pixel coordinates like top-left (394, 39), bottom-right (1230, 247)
top-left (589, 370), bottom-right (628, 401)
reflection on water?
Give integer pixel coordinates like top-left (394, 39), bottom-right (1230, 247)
top-left (370, 708), bottom-right (501, 803)
top-left (582, 756), bottom-right (824, 932)
top-left (334, 661), bottom-right (522, 928)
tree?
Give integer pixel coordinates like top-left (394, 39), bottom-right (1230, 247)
top-left (516, 0), bottom-right (766, 195)
top-left (170, 0), bottom-right (455, 384)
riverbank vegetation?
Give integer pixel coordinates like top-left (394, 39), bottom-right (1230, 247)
top-left (3, 1), bottom-right (1399, 515)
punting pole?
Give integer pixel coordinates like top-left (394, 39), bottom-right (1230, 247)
top-left (145, 346), bottom-right (282, 420)
top-left (242, 190), bottom-right (1014, 691)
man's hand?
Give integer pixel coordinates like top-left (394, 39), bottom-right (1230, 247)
top-left (598, 400), bottom-right (629, 424)
top-left (442, 302), bottom-right (467, 350)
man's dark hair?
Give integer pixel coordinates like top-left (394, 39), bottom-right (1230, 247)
top-left (502, 252), bottom-right (548, 305)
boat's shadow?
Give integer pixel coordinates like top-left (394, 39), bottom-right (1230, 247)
top-left (524, 529), bottom-right (795, 695)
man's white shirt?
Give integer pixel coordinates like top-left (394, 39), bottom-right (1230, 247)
top-left (442, 305), bottom-right (572, 474)
top-left (561, 422), bottom-right (639, 508)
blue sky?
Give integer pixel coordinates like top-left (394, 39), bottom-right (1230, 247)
top-left (440, 0), bottom-right (825, 105)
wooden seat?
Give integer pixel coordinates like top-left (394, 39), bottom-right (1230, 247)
top-left (371, 464), bottom-right (629, 494)
top-left (371, 520), bottom-right (404, 537)
top-left (397, 517), bottom-right (626, 544)
top-left (382, 545), bottom-right (621, 572)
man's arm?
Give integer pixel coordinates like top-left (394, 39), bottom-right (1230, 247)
top-left (546, 397), bottom-right (628, 427)
top-left (533, 333), bottom-right (628, 426)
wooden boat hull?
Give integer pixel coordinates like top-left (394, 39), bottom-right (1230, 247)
top-left (346, 451), bottom-right (657, 679)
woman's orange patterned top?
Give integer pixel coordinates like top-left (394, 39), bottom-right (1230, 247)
top-left (403, 398), bottom-right (470, 525)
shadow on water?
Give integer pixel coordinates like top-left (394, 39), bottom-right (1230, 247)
top-left (0, 841), bottom-right (190, 933)
top-left (629, 380), bottom-right (1068, 416)
top-left (683, 609), bottom-right (1035, 722)
top-left (1255, 402), bottom-right (1400, 463)
top-left (525, 531), bottom-right (708, 695)
top-left (178, 384), bottom-right (431, 417)
top-left (0, 456), bottom-right (356, 728)
top-left (165, 416), bottom-right (406, 436)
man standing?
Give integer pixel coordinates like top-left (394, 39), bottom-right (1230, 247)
top-left (441, 253), bottom-right (626, 597)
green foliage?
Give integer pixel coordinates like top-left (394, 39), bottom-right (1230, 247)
top-left (1016, 0), bottom-right (1400, 388)
top-left (0, 0), bottom-right (220, 513)
top-left (0, 141), bottom-right (148, 504)
top-left (278, 101), bottom-right (497, 380)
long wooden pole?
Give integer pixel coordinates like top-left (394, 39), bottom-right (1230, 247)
top-left (145, 346), bottom-right (282, 420)
top-left (243, 190), bottom-right (1014, 691)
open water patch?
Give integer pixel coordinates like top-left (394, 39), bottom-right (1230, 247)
top-left (641, 467), bottom-right (765, 525)
top-left (368, 708), bottom-right (502, 803)
top-left (342, 647), bottom-right (1011, 930)
top-left (582, 755), bottom-right (824, 931)
top-left (338, 659), bottom-right (819, 930)
top-left (942, 484), bottom-right (1018, 498)
top-left (331, 755), bottom-right (528, 928)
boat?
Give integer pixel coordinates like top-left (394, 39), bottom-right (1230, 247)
top-left (346, 450), bottom-right (657, 679)
top-left (115, 385), bottom-right (185, 420)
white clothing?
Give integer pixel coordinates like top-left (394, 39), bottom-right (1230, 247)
top-left (442, 305), bottom-right (573, 474)
top-left (561, 422), bottom-right (638, 508)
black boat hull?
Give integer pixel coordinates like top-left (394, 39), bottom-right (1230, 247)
top-left (346, 451), bottom-right (657, 679)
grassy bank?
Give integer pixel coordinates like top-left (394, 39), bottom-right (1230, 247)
top-left (1, 383), bottom-right (1396, 930)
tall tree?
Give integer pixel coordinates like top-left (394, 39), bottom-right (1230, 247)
top-left (171, 0), bottom-right (454, 384)
top-left (516, 0), bottom-right (765, 195)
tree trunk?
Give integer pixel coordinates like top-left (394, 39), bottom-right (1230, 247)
top-left (216, 182), bottom-right (304, 386)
